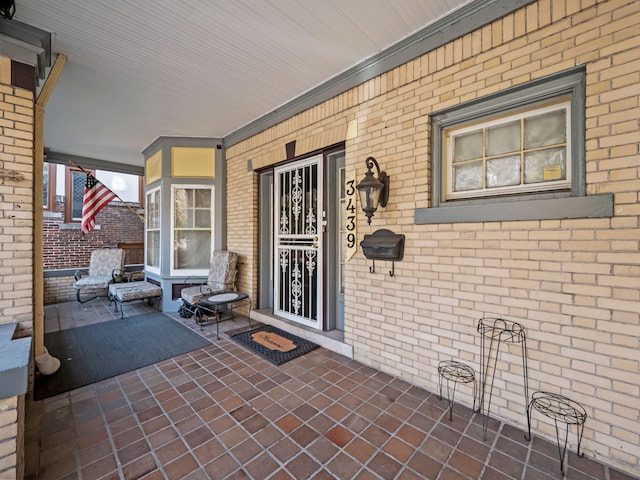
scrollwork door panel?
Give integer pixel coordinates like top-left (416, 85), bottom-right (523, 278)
top-left (274, 155), bottom-right (322, 329)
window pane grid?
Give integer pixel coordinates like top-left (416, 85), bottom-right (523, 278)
top-left (447, 101), bottom-right (570, 200)
top-left (71, 172), bottom-right (86, 219)
top-left (172, 186), bottom-right (213, 271)
top-left (146, 188), bottom-right (161, 269)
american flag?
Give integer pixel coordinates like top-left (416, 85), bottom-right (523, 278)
top-left (81, 173), bottom-right (118, 235)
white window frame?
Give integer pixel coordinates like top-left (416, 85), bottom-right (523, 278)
top-left (170, 184), bottom-right (214, 277)
top-left (145, 186), bottom-right (161, 275)
top-left (444, 100), bottom-right (572, 201)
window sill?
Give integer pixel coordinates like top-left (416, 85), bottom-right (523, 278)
top-left (415, 193), bottom-right (613, 224)
top-left (59, 223), bottom-right (101, 231)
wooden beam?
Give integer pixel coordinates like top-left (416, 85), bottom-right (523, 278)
top-left (33, 54), bottom-right (66, 356)
top-left (36, 53), bottom-right (66, 107)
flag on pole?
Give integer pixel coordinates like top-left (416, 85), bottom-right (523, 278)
top-left (81, 173), bottom-right (118, 235)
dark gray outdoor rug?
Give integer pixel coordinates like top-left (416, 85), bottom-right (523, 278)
top-left (230, 324), bottom-right (319, 365)
top-left (34, 312), bottom-right (211, 400)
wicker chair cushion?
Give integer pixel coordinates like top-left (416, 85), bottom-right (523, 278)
top-left (74, 275), bottom-right (114, 291)
top-left (73, 249), bottom-right (126, 300)
top-left (181, 251), bottom-right (238, 305)
top-left (87, 249), bottom-right (125, 277)
top-left (109, 281), bottom-right (162, 302)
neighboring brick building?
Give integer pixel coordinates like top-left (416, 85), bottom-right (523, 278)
top-left (226, 0), bottom-right (640, 476)
top-left (43, 197), bottom-right (144, 271)
top-left (42, 195), bottom-right (144, 303)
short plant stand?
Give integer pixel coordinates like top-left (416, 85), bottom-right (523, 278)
top-left (526, 391), bottom-right (587, 475)
top-left (438, 360), bottom-right (477, 421)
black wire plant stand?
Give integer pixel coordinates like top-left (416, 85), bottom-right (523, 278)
top-left (438, 360), bottom-right (477, 421)
top-left (477, 318), bottom-right (530, 440)
top-left (525, 391), bottom-right (587, 475)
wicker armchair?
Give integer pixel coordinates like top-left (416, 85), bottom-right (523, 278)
top-left (178, 250), bottom-right (238, 318)
top-left (73, 248), bottom-right (125, 303)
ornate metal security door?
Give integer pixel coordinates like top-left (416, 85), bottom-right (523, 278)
top-left (274, 155), bottom-right (323, 329)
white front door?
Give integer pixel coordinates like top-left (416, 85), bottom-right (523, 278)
top-left (273, 155), bottom-right (323, 329)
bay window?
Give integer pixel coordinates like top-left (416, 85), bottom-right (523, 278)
top-left (171, 185), bottom-right (214, 275)
top-left (146, 187), bottom-right (161, 272)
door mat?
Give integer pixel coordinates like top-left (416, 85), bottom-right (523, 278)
top-left (34, 312), bottom-right (212, 400)
top-left (230, 325), bottom-right (319, 365)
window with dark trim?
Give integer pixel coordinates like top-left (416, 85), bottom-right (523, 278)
top-left (43, 162), bottom-right (56, 211)
top-left (62, 167), bottom-right (144, 222)
top-left (65, 167), bottom-right (93, 223)
top-left (416, 66), bottom-right (613, 224)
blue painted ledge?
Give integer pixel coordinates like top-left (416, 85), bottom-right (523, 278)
top-left (0, 323), bottom-right (31, 399)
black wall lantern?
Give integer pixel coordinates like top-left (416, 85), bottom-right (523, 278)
top-left (356, 156), bottom-right (389, 224)
top-left (0, 0), bottom-right (15, 19)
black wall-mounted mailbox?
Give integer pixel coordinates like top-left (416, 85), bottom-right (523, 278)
top-left (360, 229), bottom-right (405, 276)
top-left (361, 229), bottom-right (405, 260)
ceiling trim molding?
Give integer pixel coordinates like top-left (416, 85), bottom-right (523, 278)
top-left (45, 149), bottom-right (145, 176)
top-left (224, 0), bottom-right (536, 148)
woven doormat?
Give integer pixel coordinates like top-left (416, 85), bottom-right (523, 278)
top-left (230, 325), bottom-right (319, 365)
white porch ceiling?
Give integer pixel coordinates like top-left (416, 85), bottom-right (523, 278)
top-left (13, 0), bottom-right (472, 167)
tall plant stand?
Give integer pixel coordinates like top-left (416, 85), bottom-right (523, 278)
top-left (477, 318), bottom-right (529, 440)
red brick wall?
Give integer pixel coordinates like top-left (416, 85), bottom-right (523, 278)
top-left (43, 197), bottom-right (144, 269)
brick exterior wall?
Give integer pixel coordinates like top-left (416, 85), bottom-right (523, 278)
top-left (44, 197), bottom-right (144, 270)
top-left (0, 66), bottom-right (33, 480)
top-left (225, 0), bottom-right (640, 476)
top-left (42, 196), bottom-right (144, 303)
top-left (43, 275), bottom-right (76, 304)
top-left (0, 396), bottom-right (24, 480)
top-left (0, 82), bottom-right (34, 325)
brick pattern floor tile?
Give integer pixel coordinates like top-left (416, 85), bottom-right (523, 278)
top-left (23, 298), bottom-right (636, 479)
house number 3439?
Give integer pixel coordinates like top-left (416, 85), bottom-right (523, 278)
top-left (345, 172), bottom-right (357, 261)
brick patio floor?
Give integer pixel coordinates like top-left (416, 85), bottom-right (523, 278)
top-left (23, 298), bottom-right (637, 480)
